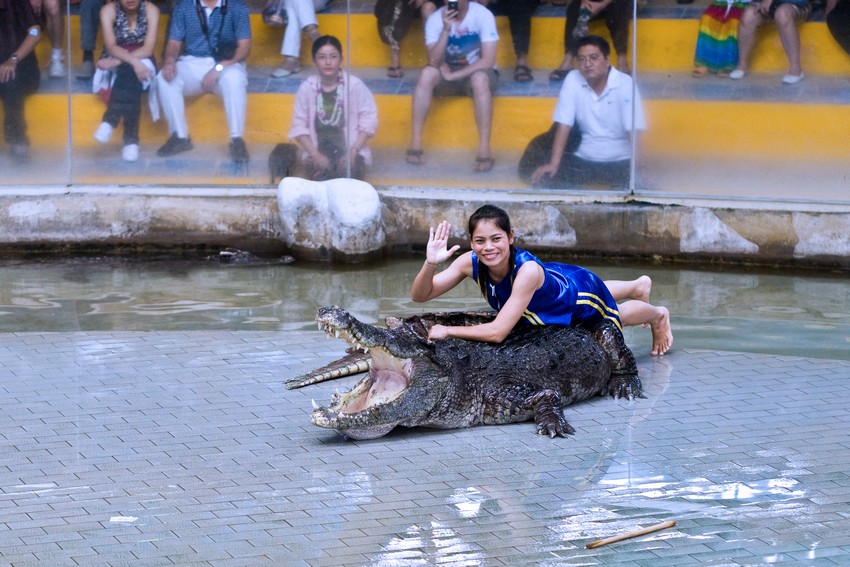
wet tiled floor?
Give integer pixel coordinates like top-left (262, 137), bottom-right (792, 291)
top-left (1, 330), bottom-right (848, 565)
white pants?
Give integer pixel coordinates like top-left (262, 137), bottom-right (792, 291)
top-left (280, 0), bottom-right (323, 58)
top-left (156, 55), bottom-right (248, 139)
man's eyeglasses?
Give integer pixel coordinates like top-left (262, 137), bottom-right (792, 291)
top-left (577, 54), bottom-right (604, 64)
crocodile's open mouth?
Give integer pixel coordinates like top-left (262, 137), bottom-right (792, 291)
top-left (311, 315), bottom-right (417, 438)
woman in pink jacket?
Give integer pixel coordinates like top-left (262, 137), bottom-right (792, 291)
top-left (287, 35), bottom-right (378, 180)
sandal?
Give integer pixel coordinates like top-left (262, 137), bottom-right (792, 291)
top-left (513, 65), bottom-right (533, 82)
top-left (474, 156), bottom-right (495, 173)
top-left (387, 66), bottom-right (404, 79)
top-left (549, 68), bottom-right (570, 82)
top-left (406, 149), bottom-right (425, 166)
top-left (692, 66), bottom-right (708, 78)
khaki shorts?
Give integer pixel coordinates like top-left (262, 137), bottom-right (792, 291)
top-left (433, 68), bottom-right (499, 97)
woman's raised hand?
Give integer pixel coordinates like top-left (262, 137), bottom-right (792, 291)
top-left (426, 220), bottom-right (460, 266)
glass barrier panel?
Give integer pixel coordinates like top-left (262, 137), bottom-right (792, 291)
top-left (632, 0), bottom-right (850, 202)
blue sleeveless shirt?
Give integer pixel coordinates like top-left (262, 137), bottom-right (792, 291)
top-left (471, 248), bottom-right (621, 330)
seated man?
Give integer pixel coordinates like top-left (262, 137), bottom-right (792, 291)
top-left (531, 35), bottom-right (645, 189)
top-left (1, 0), bottom-right (42, 159)
top-left (156, 0), bottom-right (252, 163)
top-left (406, 0), bottom-right (500, 173)
top-left (730, 0), bottom-right (811, 83)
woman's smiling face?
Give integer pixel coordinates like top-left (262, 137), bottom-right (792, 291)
top-left (470, 219), bottom-right (514, 268)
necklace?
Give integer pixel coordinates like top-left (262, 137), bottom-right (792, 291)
top-left (316, 75), bottom-right (344, 128)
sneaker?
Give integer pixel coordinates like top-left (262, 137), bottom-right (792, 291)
top-left (94, 122), bottom-right (113, 144)
top-left (572, 8), bottom-right (592, 39)
top-left (781, 72), bottom-right (804, 84)
top-left (48, 58), bottom-right (66, 79)
top-left (229, 137), bottom-right (249, 163)
top-left (156, 133), bottom-right (193, 157)
top-left (122, 144), bottom-right (139, 162)
top-left (728, 69), bottom-right (746, 80)
top-left (77, 60), bottom-right (95, 81)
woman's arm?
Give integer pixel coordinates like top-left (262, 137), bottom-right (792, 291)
top-left (428, 261), bottom-right (544, 343)
top-left (100, 3), bottom-right (160, 78)
top-left (411, 221), bottom-right (466, 302)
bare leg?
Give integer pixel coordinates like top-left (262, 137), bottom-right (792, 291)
top-left (734, 5), bottom-right (764, 72)
top-left (409, 65), bottom-right (441, 154)
top-left (774, 5), bottom-right (802, 76)
top-left (619, 300), bottom-right (673, 356)
top-left (605, 275), bottom-right (651, 303)
top-left (470, 70), bottom-right (493, 161)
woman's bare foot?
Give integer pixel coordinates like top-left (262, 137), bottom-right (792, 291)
top-left (650, 306), bottom-right (673, 356)
top-left (633, 275), bottom-right (652, 303)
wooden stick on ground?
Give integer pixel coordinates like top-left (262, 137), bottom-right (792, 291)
top-left (585, 519), bottom-right (677, 549)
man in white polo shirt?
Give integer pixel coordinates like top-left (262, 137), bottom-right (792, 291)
top-left (532, 35), bottom-right (644, 189)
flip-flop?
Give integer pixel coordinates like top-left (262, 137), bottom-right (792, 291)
top-left (513, 65), bottom-right (533, 82)
top-left (387, 66), bottom-right (404, 79)
top-left (406, 149), bottom-right (425, 166)
top-left (474, 157), bottom-right (495, 173)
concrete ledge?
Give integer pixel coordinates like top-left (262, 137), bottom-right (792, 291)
top-left (1, 185), bottom-right (847, 271)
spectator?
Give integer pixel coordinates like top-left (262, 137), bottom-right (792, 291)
top-left (478, 0), bottom-right (540, 82)
top-left (286, 35), bottom-right (378, 180)
top-left (826, 0), bottom-right (850, 57)
top-left (374, 0), bottom-right (442, 78)
top-left (531, 35), bottom-right (644, 189)
top-left (270, 0), bottom-right (324, 78)
top-left (549, 0), bottom-right (631, 81)
top-left (92, 0), bottom-right (160, 162)
top-left (692, 0), bottom-right (748, 77)
top-left (78, 0), bottom-right (107, 80)
top-left (0, 0), bottom-right (42, 160)
top-left (156, 0), bottom-right (252, 163)
top-left (406, 0), bottom-right (499, 172)
top-left (29, 0), bottom-right (65, 78)
top-left (730, 0), bottom-right (811, 83)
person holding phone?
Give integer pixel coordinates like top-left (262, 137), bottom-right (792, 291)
top-left (406, 0), bottom-right (500, 172)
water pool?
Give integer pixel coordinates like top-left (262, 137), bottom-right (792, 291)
top-left (0, 257), bottom-right (847, 360)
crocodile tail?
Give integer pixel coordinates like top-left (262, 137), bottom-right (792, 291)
top-left (285, 352), bottom-right (371, 390)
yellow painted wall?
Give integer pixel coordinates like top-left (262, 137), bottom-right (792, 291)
top-left (34, 13), bottom-right (850, 74)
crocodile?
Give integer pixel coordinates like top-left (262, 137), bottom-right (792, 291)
top-left (287, 306), bottom-right (643, 440)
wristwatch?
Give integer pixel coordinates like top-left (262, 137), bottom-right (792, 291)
top-left (214, 63), bottom-right (224, 72)
top-left (10, 54), bottom-right (19, 64)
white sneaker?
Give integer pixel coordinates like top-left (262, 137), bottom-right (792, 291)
top-left (782, 73), bottom-right (804, 84)
top-left (94, 122), bottom-right (113, 144)
top-left (728, 69), bottom-right (746, 80)
top-left (122, 144), bottom-right (139, 162)
top-left (48, 58), bottom-right (66, 78)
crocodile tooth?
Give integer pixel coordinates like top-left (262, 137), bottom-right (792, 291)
top-left (311, 399), bottom-right (319, 410)
top-left (335, 330), bottom-right (340, 338)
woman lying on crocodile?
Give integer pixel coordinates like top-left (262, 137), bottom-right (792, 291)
top-left (410, 204), bottom-right (673, 355)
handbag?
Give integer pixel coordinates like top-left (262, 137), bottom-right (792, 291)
top-left (262, 0), bottom-right (288, 26)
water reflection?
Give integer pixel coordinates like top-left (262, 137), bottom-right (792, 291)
top-left (0, 258), bottom-right (846, 360)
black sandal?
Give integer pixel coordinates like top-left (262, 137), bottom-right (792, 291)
top-left (406, 149), bottom-right (425, 165)
top-left (513, 65), bottom-right (533, 82)
top-left (549, 68), bottom-right (571, 81)
top-left (474, 157), bottom-right (495, 173)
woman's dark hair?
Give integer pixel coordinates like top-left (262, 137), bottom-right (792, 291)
top-left (467, 205), bottom-right (516, 299)
top-left (576, 35), bottom-right (611, 58)
top-left (312, 35), bottom-right (343, 59)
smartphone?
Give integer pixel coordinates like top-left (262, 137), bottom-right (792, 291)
top-left (447, 0), bottom-right (458, 11)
